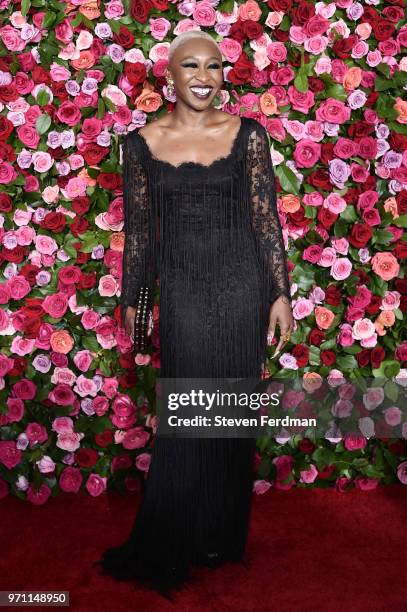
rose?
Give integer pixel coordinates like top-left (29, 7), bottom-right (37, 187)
top-left (344, 433), bottom-right (367, 451)
top-left (315, 306), bottom-right (335, 330)
top-left (59, 467), bottom-right (83, 493)
top-left (371, 252), bottom-right (400, 281)
top-left (253, 480), bottom-right (272, 495)
top-left (348, 223), bottom-right (373, 248)
top-left (85, 474), bottom-right (107, 497)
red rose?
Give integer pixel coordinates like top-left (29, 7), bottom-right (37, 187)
top-left (308, 328), bottom-right (325, 346)
top-left (395, 278), bottom-right (407, 294)
top-left (124, 61), bottom-right (147, 85)
top-left (74, 448), bottom-right (99, 468)
top-left (150, 0), bottom-right (169, 9)
top-left (400, 295), bottom-right (407, 313)
top-left (267, 0), bottom-right (292, 11)
top-left (388, 440), bottom-right (406, 456)
top-left (348, 120), bottom-right (375, 139)
top-left (298, 438), bottom-right (315, 454)
top-left (82, 144), bottom-right (109, 166)
top-left (389, 133), bottom-right (407, 153)
top-left (130, 0), bottom-right (151, 22)
top-left (394, 241), bottom-right (407, 259)
top-left (78, 271), bottom-right (97, 290)
top-left (320, 142), bottom-right (335, 164)
top-left (40, 212), bottom-right (66, 233)
top-left (70, 216), bottom-right (89, 237)
top-left (114, 26), bottom-right (136, 49)
top-left (348, 223), bottom-right (373, 248)
top-left (357, 136), bottom-right (378, 160)
top-left (365, 295), bottom-right (382, 315)
top-left (356, 349), bottom-right (370, 368)
top-left (291, 2), bottom-right (315, 26)
top-left (95, 430), bottom-right (114, 447)
top-left (0, 115), bottom-right (13, 140)
top-left (308, 168), bottom-right (331, 190)
top-left (228, 52), bottom-right (254, 85)
top-left (372, 19), bottom-right (395, 41)
top-left (332, 35), bottom-right (357, 59)
top-left (292, 344), bottom-right (309, 368)
top-left (370, 346), bottom-right (385, 369)
top-left (321, 350), bottom-right (336, 366)
top-left (98, 172), bottom-right (122, 190)
top-left (318, 207), bottom-right (338, 229)
top-left (396, 190), bottom-right (407, 215)
top-left (0, 192), bottom-right (12, 212)
top-left (318, 465), bottom-right (335, 479)
top-left (325, 284), bottom-right (342, 307)
top-left (72, 196), bottom-right (91, 215)
top-left (243, 20), bottom-right (264, 40)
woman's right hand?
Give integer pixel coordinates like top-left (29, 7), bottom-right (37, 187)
top-left (124, 306), bottom-right (137, 341)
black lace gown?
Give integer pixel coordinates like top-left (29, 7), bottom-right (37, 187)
top-left (96, 116), bottom-right (291, 594)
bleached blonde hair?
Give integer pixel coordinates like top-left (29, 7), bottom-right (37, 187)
top-left (168, 31), bottom-right (222, 64)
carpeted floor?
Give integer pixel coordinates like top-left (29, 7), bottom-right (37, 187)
top-left (1, 483), bottom-right (406, 611)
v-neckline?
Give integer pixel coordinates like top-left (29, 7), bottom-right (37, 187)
top-left (135, 117), bottom-right (244, 170)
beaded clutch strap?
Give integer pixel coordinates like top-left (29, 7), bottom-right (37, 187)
top-left (133, 286), bottom-right (153, 353)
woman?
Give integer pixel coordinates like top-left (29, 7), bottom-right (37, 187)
top-left (95, 30), bottom-right (294, 597)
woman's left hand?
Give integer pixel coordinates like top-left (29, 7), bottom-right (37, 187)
top-left (267, 295), bottom-right (294, 357)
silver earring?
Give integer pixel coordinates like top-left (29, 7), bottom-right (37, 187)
top-left (166, 73), bottom-right (175, 97)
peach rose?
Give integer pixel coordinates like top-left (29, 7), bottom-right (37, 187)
top-left (376, 310), bottom-right (396, 328)
top-left (371, 252), bottom-right (400, 281)
top-left (110, 232), bottom-right (124, 251)
top-left (302, 372), bottom-right (323, 393)
top-left (384, 196), bottom-right (398, 219)
top-left (50, 330), bottom-right (74, 354)
top-left (239, 0), bottom-right (262, 21)
top-left (281, 194), bottom-right (300, 213)
top-left (314, 306), bottom-right (335, 330)
top-left (71, 50), bottom-right (96, 71)
top-left (136, 86), bottom-right (163, 113)
top-left (259, 91), bottom-right (278, 116)
top-left (343, 67), bottom-right (362, 91)
top-left (394, 97), bottom-right (407, 124)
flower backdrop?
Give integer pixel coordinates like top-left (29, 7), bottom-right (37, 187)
top-left (0, 0), bottom-right (406, 504)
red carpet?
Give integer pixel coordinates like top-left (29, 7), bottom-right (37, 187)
top-left (1, 484), bottom-right (407, 611)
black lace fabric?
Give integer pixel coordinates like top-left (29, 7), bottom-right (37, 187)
top-left (97, 116), bottom-right (291, 597)
top-left (246, 121), bottom-right (291, 307)
top-left (119, 133), bottom-right (156, 328)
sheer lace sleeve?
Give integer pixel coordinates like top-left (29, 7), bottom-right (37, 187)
top-left (120, 131), bottom-right (155, 327)
top-left (246, 121), bottom-right (291, 307)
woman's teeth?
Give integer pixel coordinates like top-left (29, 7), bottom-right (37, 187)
top-left (190, 87), bottom-right (212, 99)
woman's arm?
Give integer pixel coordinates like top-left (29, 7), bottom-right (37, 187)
top-left (246, 121), bottom-right (294, 352)
top-left (120, 132), bottom-right (155, 338)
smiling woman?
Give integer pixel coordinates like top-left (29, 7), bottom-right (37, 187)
top-left (95, 30), bottom-right (293, 598)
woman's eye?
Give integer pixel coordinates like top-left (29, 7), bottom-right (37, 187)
top-left (182, 63), bottom-right (220, 69)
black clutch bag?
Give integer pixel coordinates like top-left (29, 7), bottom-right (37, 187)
top-left (133, 286), bottom-right (153, 353)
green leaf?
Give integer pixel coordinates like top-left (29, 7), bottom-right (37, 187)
top-left (276, 164), bottom-right (300, 196)
top-left (21, 0), bottom-right (31, 17)
top-left (393, 214), bottom-right (407, 228)
top-left (36, 114), bottom-right (51, 135)
top-left (336, 355), bottom-right (358, 371)
top-left (340, 205), bottom-right (358, 223)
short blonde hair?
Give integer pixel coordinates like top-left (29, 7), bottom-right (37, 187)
top-left (168, 31), bottom-right (221, 64)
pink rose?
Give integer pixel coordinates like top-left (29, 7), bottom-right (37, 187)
top-left (288, 87), bottom-right (315, 114)
top-left (352, 318), bottom-right (375, 340)
top-left (149, 17), bottom-right (171, 41)
top-left (293, 139), bottom-right (321, 168)
top-left (331, 257), bottom-right (352, 280)
top-left (354, 476), bottom-right (379, 491)
top-left (0, 440), bottom-right (22, 469)
top-left (253, 479), bottom-right (272, 495)
top-left (219, 38), bottom-right (242, 63)
top-left (26, 422), bottom-right (48, 446)
top-left (337, 323), bottom-right (355, 347)
top-left (81, 309), bottom-right (100, 329)
top-left (52, 416), bottom-right (74, 434)
top-left (93, 396), bottom-right (109, 416)
top-left (397, 461), bottom-right (407, 485)
top-left (135, 452), bottom-right (151, 472)
top-left (193, 2), bottom-right (216, 26)
top-left (26, 483), bottom-right (52, 505)
top-left (299, 464), bottom-right (318, 484)
top-left (381, 291), bottom-right (400, 311)
top-left (85, 473), bottom-right (107, 497)
top-left (74, 375), bottom-right (98, 398)
top-left (12, 378), bottom-right (36, 400)
top-left (122, 427), bottom-right (150, 450)
top-left (73, 350), bottom-right (94, 372)
top-left (316, 98), bottom-right (351, 123)
top-left (42, 293), bottom-right (69, 318)
top-left (56, 431), bottom-right (84, 452)
top-left (4, 398), bottom-right (24, 424)
top-left (99, 274), bottom-right (119, 297)
top-left (35, 234), bottom-right (58, 255)
top-left (293, 298), bottom-right (314, 320)
top-left (59, 467), bottom-right (83, 493)
top-left (344, 433), bottom-right (367, 451)
top-left (303, 245), bottom-right (323, 263)
top-left (383, 406), bottom-right (402, 427)
top-left (7, 275), bottom-right (31, 300)
top-left (318, 247), bottom-right (337, 267)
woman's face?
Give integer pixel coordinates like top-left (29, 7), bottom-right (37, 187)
top-left (167, 39), bottom-right (223, 109)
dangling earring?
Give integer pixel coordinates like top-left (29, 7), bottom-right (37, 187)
top-left (166, 71), bottom-right (175, 97)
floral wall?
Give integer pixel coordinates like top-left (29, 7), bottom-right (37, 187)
top-left (0, 0), bottom-right (406, 504)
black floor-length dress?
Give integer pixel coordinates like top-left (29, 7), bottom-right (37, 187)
top-left (96, 116), bottom-right (291, 594)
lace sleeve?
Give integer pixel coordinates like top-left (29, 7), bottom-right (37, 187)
top-left (246, 122), bottom-right (291, 307)
top-left (120, 132), bottom-right (155, 327)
